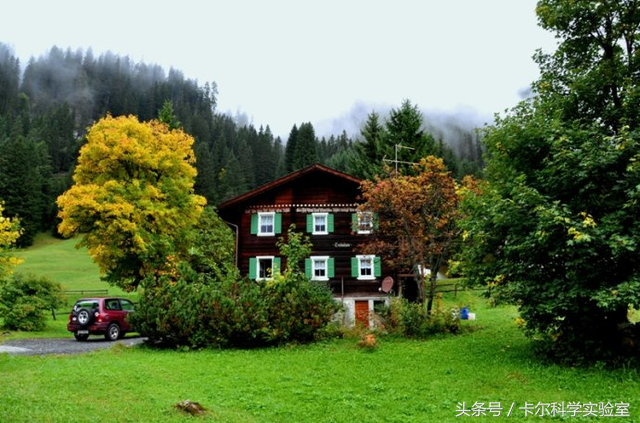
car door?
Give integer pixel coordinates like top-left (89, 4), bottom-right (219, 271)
top-left (104, 298), bottom-right (127, 328)
top-left (118, 299), bottom-right (135, 331)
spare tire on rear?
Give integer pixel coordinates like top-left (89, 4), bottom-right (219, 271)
top-left (76, 308), bottom-right (94, 327)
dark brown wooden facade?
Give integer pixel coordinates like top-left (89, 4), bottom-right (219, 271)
top-left (217, 164), bottom-right (394, 324)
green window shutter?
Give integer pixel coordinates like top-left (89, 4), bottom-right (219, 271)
top-left (374, 256), bottom-right (382, 277)
top-left (249, 257), bottom-right (257, 279)
top-left (327, 214), bottom-right (335, 233)
top-left (306, 214), bottom-right (313, 233)
top-left (274, 213), bottom-right (282, 234)
top-left (351, 257), bottom-right (358, 277)
top-left (328, 258), bottom-right (335, 278)
top-left (250, 214), bottom-right (258, 235)
top-left (305, 258), bottom-right (312, 278)
top-left (273, 257), bottom-right (281, 275)
top-left (373, 213), bottom-right (379, 230)
top-left (351, 213), bottom-right (358, 231)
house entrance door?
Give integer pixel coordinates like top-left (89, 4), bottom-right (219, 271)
top-left (355, 300), bottom-right (369, 328)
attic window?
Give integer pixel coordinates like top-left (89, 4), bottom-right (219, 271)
top-left (314, 213), bottom-right (327, 234)
top-left (259, 212), bottom-right (274, 235)
top-left (306, 213), bottom-right (334, 235)
top-left (356, 212), bottom-right (374, 234)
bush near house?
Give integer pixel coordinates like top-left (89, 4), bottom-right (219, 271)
top-left (379, 296), bottom-right (461, 338)
top-left (131, 266), bottom-right (339, 348)
top-left (131, 227), bottom-right (340, 348)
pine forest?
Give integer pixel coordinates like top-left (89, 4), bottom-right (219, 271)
top-left (0, 44), bottom-right (484, 247)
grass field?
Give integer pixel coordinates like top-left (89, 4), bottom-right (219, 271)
top-left (12, 233), bottom-right (125, 295)
top-left (1, 234), bottom-right (639, 422)
top-left (1, 301), bottom-right (639, 422)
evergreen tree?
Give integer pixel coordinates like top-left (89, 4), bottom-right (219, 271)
top-left (284, 124), bottom-right (299, 173)
top-left (385, 99), bottom-right (437, 175)
top-left (0, 132), bottom-right (50, 246)
top-left (193, 141), bottom-right (217, 204)
top-left (0, 44), bottom-right (20, 117)
top-left (34, 103), bottom-right (77, 173)
top-left (293, 122), bottom-right (319, 169)
top-left (273, 136), bottom-right (286, 177)
top-left (158, 99), bottom-right (182, 130)
top-left (351, 111), bottom-right (388, 179)
top-left (253, 126), bottom-right (277, 186)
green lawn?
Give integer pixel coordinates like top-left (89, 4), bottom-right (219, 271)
top-left (12, 233), bottom-right (124, 295)
top-left (1, 301), bottom-right (638, 422)
top-left (1, 234), bottom-right (639, 422)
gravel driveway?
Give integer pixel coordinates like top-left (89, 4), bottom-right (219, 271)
top-left (0, 336), bottom-right (145, 356)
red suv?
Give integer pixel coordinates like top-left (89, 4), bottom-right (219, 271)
top-left (67, 297), bottom-right (135, 341)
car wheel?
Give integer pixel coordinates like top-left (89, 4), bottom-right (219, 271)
top-left (74, 332), bottom-right (89, 342)
top-left (77, 308), bottom-right (94, 327)
top-left (105, 323), bottom-right (120, 341)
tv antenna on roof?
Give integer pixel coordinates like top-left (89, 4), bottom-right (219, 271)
top-left (383, 144), bottom-right (416, 177)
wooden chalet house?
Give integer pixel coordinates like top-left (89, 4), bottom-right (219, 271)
top-left (217, 163), bottom-right (393, 326)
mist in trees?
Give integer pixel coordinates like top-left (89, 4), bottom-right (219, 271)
top-left (0, 43), bottom-right (484, 246)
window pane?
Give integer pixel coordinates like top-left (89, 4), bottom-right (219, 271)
top-left (120, 300), bottom-right (134, 311)
top-left (313, 259), bottom-right (326, 277)
top-left (260, 214), bottom-right (274, 233)
top-left (360, 257), bottom-right (372, 276)
top-left (314, 215), bottom-right (326, 232)
top-left (258, 258), bottom-right (273, 278)
top-left (358, 212), bottom-right (373, 232)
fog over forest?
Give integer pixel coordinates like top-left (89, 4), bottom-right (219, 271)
top-left (0, 43), bottom-right (485, 247)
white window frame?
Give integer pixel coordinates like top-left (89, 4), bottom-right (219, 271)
top-left (311, 255), bottom-right (330, 281)
top-left (256, 256), bottom-right (275, 280)
top-left (356, 255), bottom-right (375, 280)
top-left (357, 211), bottom-right (373, 234)
top-left (312, 213), bottom-right (328, 235)
top-left (258, 212), bottom-right (275, 236)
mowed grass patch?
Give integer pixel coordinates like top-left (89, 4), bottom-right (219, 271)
top-left (1, 301), bottom-right (639, 423)
top-left (12, 233), bottom-right (122, 294)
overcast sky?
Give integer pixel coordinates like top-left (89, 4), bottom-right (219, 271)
top-left (1, 0), bottom-right (557, 139)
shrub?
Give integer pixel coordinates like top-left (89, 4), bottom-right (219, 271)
top-left (380, 295), bottom-right (460, 339)
top-left (0, 273), bottom-right (65, 331)
top-left (357, 332), bottom-right (378, 351)
top-left (132, 225), bottom-right (340, 349)
top-left (131, 266), bottom-right (339, 348)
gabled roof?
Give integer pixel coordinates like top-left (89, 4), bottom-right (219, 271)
top-left (217, 163), bottom-right (362, 211)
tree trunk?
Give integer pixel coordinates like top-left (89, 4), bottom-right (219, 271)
top-left (425, 273), bottom-right (438, 314)
top-left (414, 267), bottom-right (426, 304)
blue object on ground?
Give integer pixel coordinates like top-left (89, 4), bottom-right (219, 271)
top-left (460, 307), bottom-right (469, 320)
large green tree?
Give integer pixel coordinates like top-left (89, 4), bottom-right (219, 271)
top-left (460, 0), bottom-right (640, 362)
top-left (284, 124), bottom-right (299, 173)
top-left (294, 122), bottom-right (319, 169)
top-left (384, 100), bottom-right (437, 175)
top-left (57, 115), bottom-right (206, 291)
top-left (0, 134), bottom-right (51, 246)
top-left (350, 111), bottom-right (388, 179)
top-left (350, 101), bottom-right (440, 180)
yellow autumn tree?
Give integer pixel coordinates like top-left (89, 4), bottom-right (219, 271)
top-left (0, 203), bottom-right (23, 281)
top-left (57, 115), bottom-right (206, 291)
